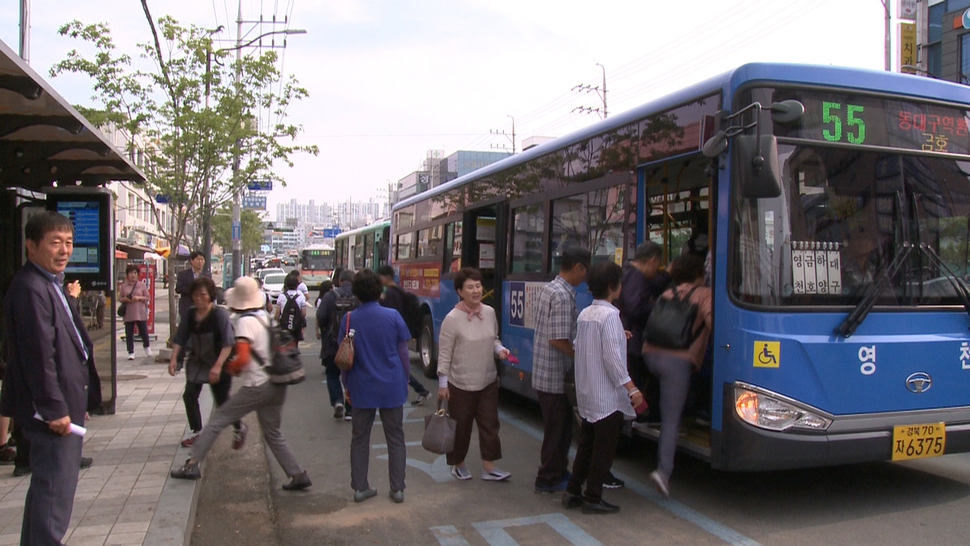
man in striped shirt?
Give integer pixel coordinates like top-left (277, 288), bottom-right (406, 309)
top-left (562, 261), bottom-right (644, 514)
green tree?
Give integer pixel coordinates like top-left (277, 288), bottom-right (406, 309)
top-left (212, 207), bottom-right (264, 258)
top-left (51, 3), bottom-right (318, 335)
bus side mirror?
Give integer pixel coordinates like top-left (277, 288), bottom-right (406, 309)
top-left (770, 100), bottom-right (805, 124)
top-left (702, 130), bottom-right (728, 157)
top-left (737, 134), bottom-right (782, 198)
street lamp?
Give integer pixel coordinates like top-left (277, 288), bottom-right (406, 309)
top-left (228, 12), bottom-right (306, 283)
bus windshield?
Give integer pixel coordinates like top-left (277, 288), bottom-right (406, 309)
top-left (301, 249), bottom-right (335, 271)
top-left (733, 144), bottom-right (970, 307)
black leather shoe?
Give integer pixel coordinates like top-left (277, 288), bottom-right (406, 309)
top-left (80, 457), bottom-right (93, 469)
top-left (282, 471), bottom-right (312, 491)
top-left (12, 466), bottom-right (31, 478)
top-left (562, 492), bottom-right (583, 509)
top-left (170, 459), bottom-right (201, 480)
top-left (582, 499), bottom-right (620, 514)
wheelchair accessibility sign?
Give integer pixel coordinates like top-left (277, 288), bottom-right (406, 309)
top-left (754, 341), bottom-right (780, 368)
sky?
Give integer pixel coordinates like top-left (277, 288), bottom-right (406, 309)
top-left (0, 0), bottom-right (894, 217)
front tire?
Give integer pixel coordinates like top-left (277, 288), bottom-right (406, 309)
top-left (418, 314), bottom-right (437, 378)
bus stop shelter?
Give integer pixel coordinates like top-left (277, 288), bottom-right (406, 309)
top-left (0, 38), bottom-right (146, 414)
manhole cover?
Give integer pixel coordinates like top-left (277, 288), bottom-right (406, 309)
top-left (116, 374), bottom-right (147, 381)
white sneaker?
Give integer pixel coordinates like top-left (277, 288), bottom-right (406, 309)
top-left (649, 470), bottom-right (670, 499)
top-left (144, 347), bottom-right (153, 358)
top-left (481, 468), bottom-right (511, 482)
top-left (128, 353), bottom-right (135, 360)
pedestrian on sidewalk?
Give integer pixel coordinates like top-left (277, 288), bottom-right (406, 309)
top-left (176, 251), bottom-right (209, 325)
top-left (0, 211), bottom-right (100, 545)
top-left (377, 265), bottom-right (430, 406)
top-left (171, 276), bottom-right (311, 491)
top-left (316, 269), bottom-right (356, 420)
top-left (562, 262), bottom-right (643, 515)
top-left (168, 277), bottom-right (243, 448)
top-left (532, 246), bottom-right (590, 493)
top-left (436, 267), bottom-right (512, 483)
top-left (340, 269), bottom-right (409, 503)
top-left (119, 264), bottom-right (152, 360)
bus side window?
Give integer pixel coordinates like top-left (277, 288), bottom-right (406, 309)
top-left (511, 205), bottom-right (544, 273)
top-left (397, 232), bottom-right (413, 260)
top-left (443, 221), bottom-right (462, 273)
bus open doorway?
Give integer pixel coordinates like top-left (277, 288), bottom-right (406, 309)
top-left (632, 155), bottom-right (715, 463)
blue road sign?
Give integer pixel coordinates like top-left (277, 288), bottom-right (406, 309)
top-left (242, 195), bottom-right (267, 210)
top-left (247, 180), bottom-right (273, 191)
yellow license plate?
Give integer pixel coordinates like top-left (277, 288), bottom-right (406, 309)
top-left (892, 422), bottom-right (946, 461)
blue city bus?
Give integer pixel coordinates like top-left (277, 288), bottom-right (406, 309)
top-left (390, 62), bottom-right (970, 471)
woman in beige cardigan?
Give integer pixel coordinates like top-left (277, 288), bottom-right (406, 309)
top-left (437, 267), bottom-right (512, 482)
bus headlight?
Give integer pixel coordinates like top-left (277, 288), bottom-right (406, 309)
top-left (734, 386), bottom-right (832, 431)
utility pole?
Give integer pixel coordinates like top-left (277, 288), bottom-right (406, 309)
top-left (227, 1), bottom-right (305, 282)
top-left (19, 0), bottom-right (29, 62)
top-left (490, 115), bottom-right (516, 154)
top-left (572, 63), bottom-right (608, 119)
top-left (201, 25), bottom-right (224, 276)
top-left (231, 1), bottom-right (243, 283)
top-left (882, 0), bottom-right (891, 71)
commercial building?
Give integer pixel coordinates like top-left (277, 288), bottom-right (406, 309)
top-left (395, 149), bottom-right (511, 203)
top-left (919, 0), bottom-right (970, 82)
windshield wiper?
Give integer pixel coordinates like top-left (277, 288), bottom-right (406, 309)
top-left (916, 243), bottom-right (970, 327)
top-left (909, 191), bottom-right (970, 327)
top-left (835, 242), bottom-right (913, 338)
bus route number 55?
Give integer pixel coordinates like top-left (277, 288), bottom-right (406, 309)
top-left (509, 282), bottom-right (526, 327)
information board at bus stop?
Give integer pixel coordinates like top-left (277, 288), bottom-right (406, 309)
top-left (135, 262), bottom-right (156, 335)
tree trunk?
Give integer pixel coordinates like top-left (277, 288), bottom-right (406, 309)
top-left (167, 253), bottom-right (178, 345)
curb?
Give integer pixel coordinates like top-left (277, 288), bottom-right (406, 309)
top-left (143, 386), bottom-right (213, 545)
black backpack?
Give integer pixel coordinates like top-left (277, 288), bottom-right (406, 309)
top-left (241, 313), bottom-right (305, 385)
top-left (329, 290), bottom-right (359, 344)
top-left (279, 292), bottom-right (303, 342)
top-left (392, 286), bottom-right (423, 338)
top-left (644, 286), bottom-right (702, 349)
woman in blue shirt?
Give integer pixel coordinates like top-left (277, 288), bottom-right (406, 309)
top-left (338, 269), bottom-right (411, 504)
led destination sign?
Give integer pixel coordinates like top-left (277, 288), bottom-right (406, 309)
top-left (770, 89), bottom-right (970, 156)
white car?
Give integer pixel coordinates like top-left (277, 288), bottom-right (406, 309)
top-left (257, 267), bottom-right (285, 281)
top-left (262, 273), bottom-right (287, 302)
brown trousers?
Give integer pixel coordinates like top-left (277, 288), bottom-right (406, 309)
top-left (446, 380), bottom-right (502, 466)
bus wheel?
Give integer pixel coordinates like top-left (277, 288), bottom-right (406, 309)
top-left (418, 314), bottom-right (437, 378)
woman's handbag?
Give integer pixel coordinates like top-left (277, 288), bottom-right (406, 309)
top-left (422, 399), bottom-right (457, 455)
top-left (117, 284), bottom-right (137, 318)
top-left (334, 312), bottom-right (355, 371)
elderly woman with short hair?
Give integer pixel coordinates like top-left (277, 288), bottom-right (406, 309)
top-left (437, 267), bottom-right (512, 482)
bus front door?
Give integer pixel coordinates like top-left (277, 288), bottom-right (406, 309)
top-left (461, 203), bottom-right (508, 323)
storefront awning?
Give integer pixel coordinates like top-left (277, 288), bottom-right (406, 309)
top-left (0, 39), bottom-right (145, 191)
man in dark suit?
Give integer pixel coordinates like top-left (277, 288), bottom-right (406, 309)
top-left (0, 211), bottom-right (98, 545)
top-left (176, 250), bottom-right (208, 323)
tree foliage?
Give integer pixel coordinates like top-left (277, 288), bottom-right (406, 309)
top-left (212, 207), bottom-right (264, 258)
top-left (50, 10), bottom-right (318, 334)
